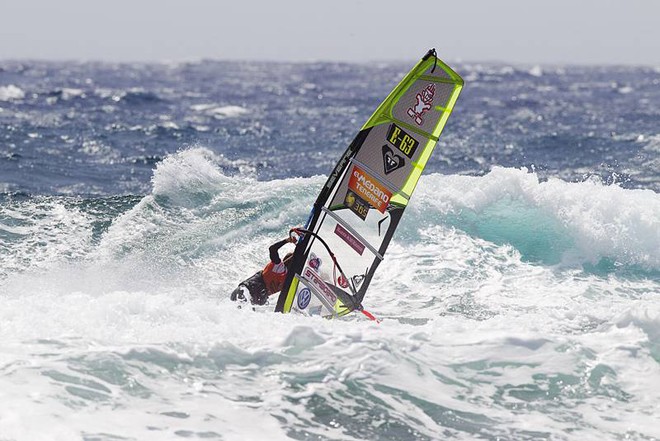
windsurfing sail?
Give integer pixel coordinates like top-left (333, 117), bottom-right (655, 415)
top-left (275, 49), bottom-right (463, 318)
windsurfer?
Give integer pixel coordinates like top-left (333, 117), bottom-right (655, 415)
top-left (230, 236), bottom-right (296, 305)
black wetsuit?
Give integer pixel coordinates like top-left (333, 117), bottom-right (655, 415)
top-left (229, 239), bottom-right (290, 305)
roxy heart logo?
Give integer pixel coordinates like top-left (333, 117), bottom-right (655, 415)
top-left (352, 274), bottom-right (365, 288)
top-left (382, 145), bottom-right (405, 175)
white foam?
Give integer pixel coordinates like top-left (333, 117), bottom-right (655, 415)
top-left (79, 139), bottom-right (121, 164)
top-left (640, 134), bottom-right (660, 153)
top-left (0, 200), bottom-right (95, 278)
top-left (150, 147), bottom-right (236, 207)
top-left (190, 103), bottom-right (249, 118)
top-left (416, 167), bottom-right (660, 269)
top-left (1, 152), bottom-right (658, 440)
top-left (528, 65), bottom-right (543, 77)
top-left (0, 84), bottom-right (25, 101)
top-left (60, 87), bottom-right (85, 100)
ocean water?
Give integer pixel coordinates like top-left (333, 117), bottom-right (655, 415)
top-left (0, 59), bottom-right (658, 441)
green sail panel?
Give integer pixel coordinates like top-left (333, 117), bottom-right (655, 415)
top-left (275, 49), bottom-right (463, 318)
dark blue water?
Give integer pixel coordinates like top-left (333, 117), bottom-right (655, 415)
top-left (2, 61), bottom-right (658, 195)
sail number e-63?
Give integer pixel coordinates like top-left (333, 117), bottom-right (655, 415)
top-left (386, 124), bottom-right (419, 159)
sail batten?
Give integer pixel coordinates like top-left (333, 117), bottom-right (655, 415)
top-left (275, 50), bottom-right (463, 318)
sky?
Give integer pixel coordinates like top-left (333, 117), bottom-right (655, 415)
top-left (1, 0), bottom-right (659, 66)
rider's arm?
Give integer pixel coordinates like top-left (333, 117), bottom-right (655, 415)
top-left (269, 238), bottom-right (290, 264)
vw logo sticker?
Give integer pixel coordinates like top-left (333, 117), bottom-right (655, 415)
top-left (297, 288), bottom-right (311, 310)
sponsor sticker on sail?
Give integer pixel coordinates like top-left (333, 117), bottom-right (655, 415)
top-left (344, 189), bottom-right (369, 220)
top-left (347, 165), bottom-right (392, 213)
top-left (303, 266), bottom-right (337, 304)
top-left (334, 224), bottom-right (365, 255)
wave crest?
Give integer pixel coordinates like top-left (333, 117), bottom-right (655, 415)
top-left (416, 167), bottom-right (660, 271)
